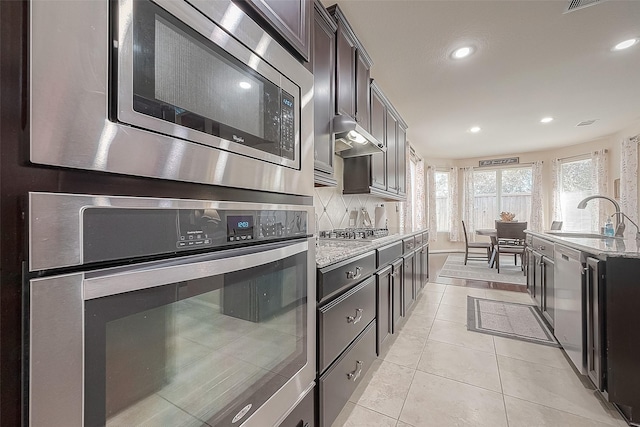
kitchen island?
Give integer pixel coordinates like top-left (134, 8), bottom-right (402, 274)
top-left (526, 230), bottom-right (640, 426)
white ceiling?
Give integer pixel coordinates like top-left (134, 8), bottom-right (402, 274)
top-left (332, 0), bottom-right (640, 159)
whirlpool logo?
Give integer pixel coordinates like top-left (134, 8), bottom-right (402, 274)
top-left (232, 404), bottom-right (252, 423)
top-left (232, 134), bottom-right (245, 143)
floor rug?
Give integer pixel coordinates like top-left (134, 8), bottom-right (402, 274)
top-left (437, 254), bottom-right (526, 285)
top-left (467, 296), bottom-right (559, 347)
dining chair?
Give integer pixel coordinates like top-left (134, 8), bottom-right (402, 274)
top-left (551, 221), bottom-right (563, 230)
top-left (495, 221), bottom-right (527, 273)
top-left (462, 220), bottom-right (492, 265)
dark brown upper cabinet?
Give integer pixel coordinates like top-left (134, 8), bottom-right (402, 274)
top-left (343, 80), bottom-right (407, 201)
top-left (311, 0), bottom-right (338, 186)
top-left (397, 122), bottom-right (407, 197)
top-left (370, 81), bottom-right (387, 190)
top-left (234, 0), bottom-right (312, 61)
top-left (327, 4), bottom-right (373, 131)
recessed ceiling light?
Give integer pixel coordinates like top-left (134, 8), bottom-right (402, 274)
top-left (239, 81), bottom-right (252, 89)
top-left (613, 38), bottom-right (638, 51)
top-left (540, 117), bottom-right (554, 123)
top-left (452, 46), bottom-right (473, 59)
top-left (469, 126), bottom-right (481, 133)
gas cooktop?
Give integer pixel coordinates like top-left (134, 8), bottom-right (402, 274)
top-left (319, 228), bottom-right (389, 240)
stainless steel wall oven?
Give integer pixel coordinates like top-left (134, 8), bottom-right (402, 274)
top-left (26, 192), bottom-right (315, 426)
top-left (30, 0), bottom-right (314, 196)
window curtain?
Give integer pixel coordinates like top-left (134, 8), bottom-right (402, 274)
top-left (591, 149), bottom-right (609, 230)
top-left (461, 167), bottom-right (475, 241)
top-left (530, 161), bottom-right (544, 231)
top-left (620, 136), bottom-right (639, 225)
top-left (551, 159), bottom-right (562, 224)
top-left (400, 143), bottom-right (414, 231)
top-left (448, 167), bottom-right (461, 241)
top-left (426, 165), bottom-right (437, 241)
top-left (415, 160), bottom-right (426, 228)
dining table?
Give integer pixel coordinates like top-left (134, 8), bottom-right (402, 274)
top-left (475, 228), bottom-right (498, 267)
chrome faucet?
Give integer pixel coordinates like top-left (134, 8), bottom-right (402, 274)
top-left (577, 195), bottom-right (625, 237)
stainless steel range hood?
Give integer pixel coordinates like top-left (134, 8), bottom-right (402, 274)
top-left (333, 115), bottom-right (385, 158)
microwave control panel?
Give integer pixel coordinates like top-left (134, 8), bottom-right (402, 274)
top-left (281, 91), bottom-right (295, 157)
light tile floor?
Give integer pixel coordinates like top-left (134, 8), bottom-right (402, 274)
top-left (333, 258), bottom-right (627, 427)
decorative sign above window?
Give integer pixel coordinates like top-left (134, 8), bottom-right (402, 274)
top-left (479, 157), bottom-right (519, 167)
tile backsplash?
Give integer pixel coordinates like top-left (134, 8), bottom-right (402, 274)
top-left (314, 187), bottom-right (386, 231)
top-left (313, 156), bottom-right (394, 231)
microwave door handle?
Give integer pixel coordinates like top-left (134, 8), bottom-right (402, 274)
top-left (82, 240), bottom-right (308, 300)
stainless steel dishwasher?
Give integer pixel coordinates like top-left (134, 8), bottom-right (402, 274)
top-left (554, 244), bottom-right (586, 374)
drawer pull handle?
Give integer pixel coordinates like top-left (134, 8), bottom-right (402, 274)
top-left (347, 360), bottom-right (363, 381)
top-left (346, 266), bottom-right (362, 280)
top-left (347, 308), bottom-right (363, 324)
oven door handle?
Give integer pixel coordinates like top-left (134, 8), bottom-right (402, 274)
top-left (82, 240), bottom-right (308, 300)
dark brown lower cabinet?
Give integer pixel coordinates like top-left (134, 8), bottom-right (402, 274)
top-left (419, 243), bottom-right (429, 288)
top-left (278, 386), bottom-right (316, 427)
top-left (585, 256), bottom-right (605, 392)
top-left (604, 256), bottom-right (640, 424)
top-left (402, 251), bottom-right (416, 315)
top-left (392, 259), bottom-right (403, 331)
top-left (318, 277), bottom-right (376, 372)
top-left (376, 265), bottom-right (393, 355)
top-left (319, 322), bottom-right (376, 427)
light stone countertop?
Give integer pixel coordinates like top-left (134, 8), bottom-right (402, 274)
top-left (526, 230), bottom-right (640, 259)
top-left (316, 229), bottom-right (428, 268)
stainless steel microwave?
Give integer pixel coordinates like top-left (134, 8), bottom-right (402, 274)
top-left (30, 0), bottom-right (314, 196)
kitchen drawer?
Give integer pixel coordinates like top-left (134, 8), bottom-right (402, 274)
top-left (525, 233), bottom-right (533, 246)
top-left (422, 230), bottom-right (429, 244)
top-left (319, 321), bottom-right (376, 427)
top-left (531, 236), bottom-right (554, 259)
top-left (317, 251), bottom-right (376, 302)
top-left (376, 241), bottom-right (402, 268)
top-left (318, 276), bottom-right (376, 372)
top-left (403, 236), bottom-right (415, 253)
top-left (414, 233), bottom-right (423, 247)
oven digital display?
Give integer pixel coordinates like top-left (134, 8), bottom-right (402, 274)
top-left (227, 215), bottom-right (254, 242)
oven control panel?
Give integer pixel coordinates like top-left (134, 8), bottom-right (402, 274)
top-left (175, 209), bottom-right (308, 250)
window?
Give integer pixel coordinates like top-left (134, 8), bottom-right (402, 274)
top-left (410, 158), bottom-right (417, 230)
top-left (473, 167), bottom-right (532, 229)
top-left (559, 158), bottom-right (594, 231)
top-left (435, 171), bottom-right (450, 231)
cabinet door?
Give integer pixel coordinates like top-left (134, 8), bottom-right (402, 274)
top-left (402, 254), bottom-right (415, 315)
top-left (420, 245), bottom-right (429, 289)
top-left (392, 261), bottom-right (403, 332)
top-left (236, 0), bottom-right (312, 61)
top-left (376, 266), bottom-right (393, 355)
top-left (370, 85), bottom-right (386, 190)
top-left (586, 257), bottom-right (605, 391)
top-left (397, 124), bottom-right (407, 196)
top-left (542, 257), bottom-right (555, 327)
top-left (533, 253), bottom-right (543, 309)
top-left (355, 53), bottom-right (370, 132)
top-left (312, 4), bottom-right (336, 182)
top-left (386, 111), bottom-right (398, 193)
top-left (335, 21), bottom-right (356, 118)
top-left (525, 248), bottom-right (534, 294)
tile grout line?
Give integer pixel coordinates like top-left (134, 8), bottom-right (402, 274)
top-left (496, 352), bottom-right (574, 372)
top-left (494, 336), bottom-right (511, 427)
top-left (393, 292), bottom-right (439, 427)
